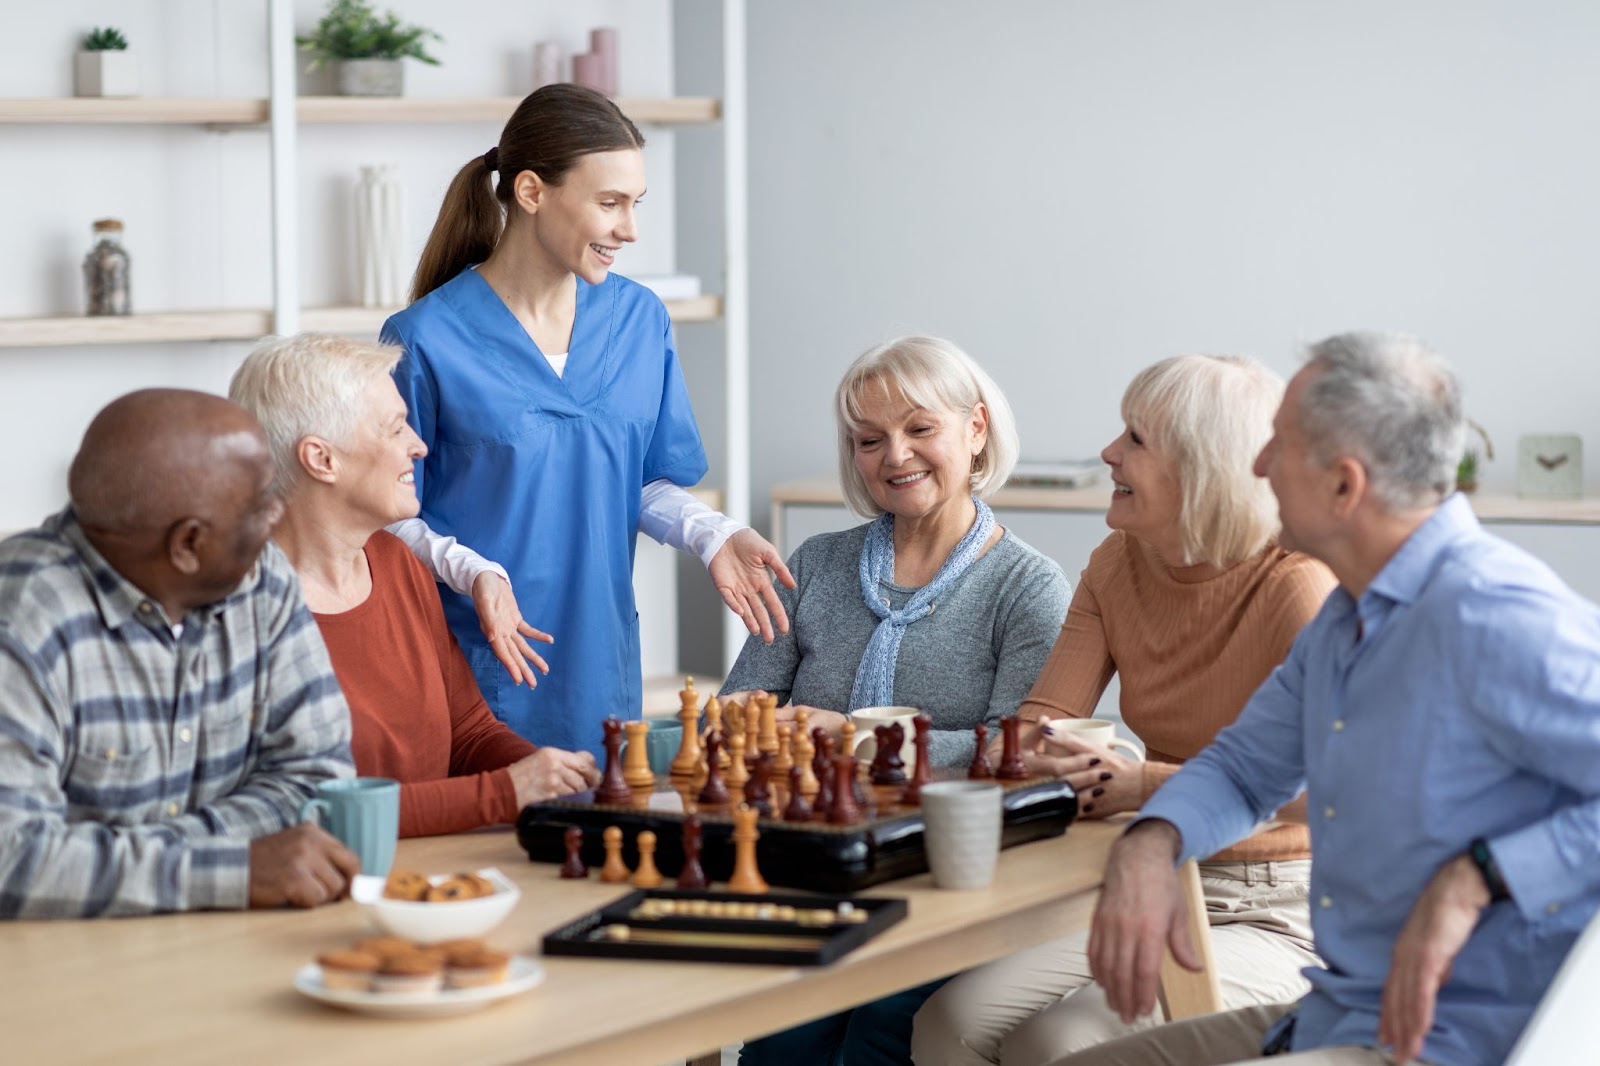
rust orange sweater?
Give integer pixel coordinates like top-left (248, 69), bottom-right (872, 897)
top-left (1019, 532), bottom-right (1335, 862)
top-left (313, 532), bottom-right (536, 838)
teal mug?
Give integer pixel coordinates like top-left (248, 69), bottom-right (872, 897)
top-left (299, 777), bottom-right (399, 877)
top-left (645, 721), bottom-right (684, 776)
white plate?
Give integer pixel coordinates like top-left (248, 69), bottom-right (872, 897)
top-left (293, 956), bottom-right (545, 1018)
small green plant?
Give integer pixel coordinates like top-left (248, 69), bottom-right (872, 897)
top-left (1456, 450), bottom-right (1479, 492)
top-left (296, 0), bottom-right (442, 70)
top-left (82, 27), bottom-right (129, 52)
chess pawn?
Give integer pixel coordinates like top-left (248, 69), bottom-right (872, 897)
top-left (677, 814), bottom-right (709, 890)
top-left (631, 830), bottom-right (664, 888)
top-left (997, 716), bottom-right (1029, 779)
top-left (697, 729), bottom-right (731, 805)
top-left (559, 826), bottom-right (588, 878)
top-left (793, 708), bottom-right (810, 743)
top-left (725, 804), bottom-right (769, 894)
top-left (757, 693), bottom-right (780, 757)
top-left (774, 724), bottom-right (794, 775)
top-left (968, 723), bottom-right (995, 779)
top-left (783, 765), bottom-right (813, 822)
top-left (623, 720), bottom-right (654, 789)
top-left (839, 720), bottom-right (857, 761)
top-left (826, 754), bottom-right (862, 825)
top-left (670, 681), bottom-right (704, 777)
top-left (726, 728), bottom-right (751, 789)
top-left (794, 725), bottom-right (819, 797)
top-left (596, 717), bottom-right (634, 803)
top-left (599, 825), bottom-right (631, 883)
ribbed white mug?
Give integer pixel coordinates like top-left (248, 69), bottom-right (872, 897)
top-left (920, 780), bottom-right (1003, 890)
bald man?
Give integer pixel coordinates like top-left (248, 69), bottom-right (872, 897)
top-left (0, 389), bottom-right (358, 918)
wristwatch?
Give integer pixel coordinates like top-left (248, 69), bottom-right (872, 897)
top-left (1468, 837), bottom-right (1512, 903)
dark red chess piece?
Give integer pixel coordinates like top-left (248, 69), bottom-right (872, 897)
top-left (868, 725), bottom-right (893, 782)
top-left (595, 716), bottom-right (634, 803)
top-left (968, 723), bottom-right (995, 779)
top-left (677, 814), bottom-right (709, 889)
top-left (744, 751), bottom-right (774, 816)
top-left (997, 715), bottom-right (1029, 780)
top-left (871, 722), bottom-right (908, 785)
top-left (559, 826), bottom-right (588, 878)
top-left (783, 765), bottom-right (813, 822)
top-left (812, 729), bottom-right (835, 812)
top-left (850, 750), bottom-right (868, 809)
top-left (697, 729), bottom-right (731, 805)
top-left (827, 754), bottom-right (862, 825)
top-left (901, 714), bottom-right (934, 804)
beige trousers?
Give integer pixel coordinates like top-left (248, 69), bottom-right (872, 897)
top-left (912, 861), bottom-right (1319, 1066)
top-left (1039, 1003), bottom-right (1430, 1066)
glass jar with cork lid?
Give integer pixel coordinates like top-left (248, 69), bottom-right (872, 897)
top-left (83, 218), bottom-right (131, 316)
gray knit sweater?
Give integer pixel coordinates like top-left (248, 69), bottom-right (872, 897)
top-left (721, 523), bottom-right (1069, 767)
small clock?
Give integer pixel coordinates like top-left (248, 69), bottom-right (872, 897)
top-left (1516, 434), bottom-right (1583, 499)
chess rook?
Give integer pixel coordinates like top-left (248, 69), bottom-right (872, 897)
top-left (623, 720), bottom-right (654, 789)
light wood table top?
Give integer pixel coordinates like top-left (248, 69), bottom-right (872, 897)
top-left (1, 819), bottom-right (1121, 1066)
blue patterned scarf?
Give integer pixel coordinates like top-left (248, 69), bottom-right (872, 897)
top-left (848, 498), bottom-right (996, 710)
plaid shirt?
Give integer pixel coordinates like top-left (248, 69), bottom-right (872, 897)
top-left (0, 509), bottom-right (352, 918)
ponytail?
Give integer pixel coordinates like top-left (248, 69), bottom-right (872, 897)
top-left (408, 84), bottom-right (644, 305)
top-left (410, 155), bottom-right (503, 304)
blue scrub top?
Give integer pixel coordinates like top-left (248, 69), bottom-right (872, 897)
top-left (382, 268), bottom-right (708, 757)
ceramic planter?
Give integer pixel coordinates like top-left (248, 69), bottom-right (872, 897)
top-left (75, 51), bottom-right (138, 97)
top-left (337, 58), bottom-right (404, 97)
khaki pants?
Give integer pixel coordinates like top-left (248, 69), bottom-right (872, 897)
top-left (1040, 1004), bottom-right (1428, 1066)
top-left (912, 861), bottom-right (1319, 1066)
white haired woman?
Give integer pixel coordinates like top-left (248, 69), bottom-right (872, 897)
top-left (911, 355), bottom-right (1337, 1066)
top-left (724, 336), bottom-right (1070, 1066)
top-left (230, 334), bottom-right (599, 838)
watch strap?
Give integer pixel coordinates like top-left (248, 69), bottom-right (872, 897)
top-left (1468, 837), bottom-right (1512, 903)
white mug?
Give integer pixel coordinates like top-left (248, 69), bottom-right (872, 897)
top-left (1039, 717), bottom-right (1143, 761)
top-left (848, 706), bottom-right (921, 767)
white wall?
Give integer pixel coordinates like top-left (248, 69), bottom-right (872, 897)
top-left (737, 1), bottom-right (1600, 591)
top-left (1, 0), bottom-right (680, 531)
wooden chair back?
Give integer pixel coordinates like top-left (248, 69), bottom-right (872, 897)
top-left (1157, 858), bottom-right (1224, 1021)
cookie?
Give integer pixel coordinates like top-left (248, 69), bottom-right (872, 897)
top-left (382, 870), bottom-right (430, 901)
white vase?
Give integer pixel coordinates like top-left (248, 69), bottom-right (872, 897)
top-left (337, 59), bottom-right (404, 97)
top-left (74, 51), bottom-right (139, 98)
top-left (355, 166), bottom-right (406, 308)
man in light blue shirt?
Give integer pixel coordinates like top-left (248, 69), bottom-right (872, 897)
top-left (1059, 333), bottom-right (1600, 1066)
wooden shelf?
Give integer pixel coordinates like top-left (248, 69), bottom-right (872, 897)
top-left (0, 96), bottom-right (718, 127)
top-left (0, 296), bottom-right (723, 349)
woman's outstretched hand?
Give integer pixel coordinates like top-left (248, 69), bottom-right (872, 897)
top-left (709, 528), bottom-right (796, 643)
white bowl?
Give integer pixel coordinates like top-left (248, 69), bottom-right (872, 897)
top-left (350, 867), bottom-right (521, 944)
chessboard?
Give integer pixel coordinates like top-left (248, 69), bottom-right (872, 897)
top-left (516, 680), bottom-right (1079, 893)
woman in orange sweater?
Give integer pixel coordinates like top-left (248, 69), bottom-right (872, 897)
top-left (913, 355), bottom-right (1336, 1066)
top-left (230, 333), bottom-right (599, 837)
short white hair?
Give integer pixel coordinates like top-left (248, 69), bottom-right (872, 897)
top-left (1122, 355), bottom-right (1284, 567)
top-left (228, 332), bottom-right (402, 490)
top-left (1301, 332), bottom-right (1465, 511)
top-left (835, 335), bottom-right (1019, 517)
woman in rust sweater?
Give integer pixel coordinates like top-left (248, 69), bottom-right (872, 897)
top-left (913, 355), bottom-right (1336, 1066)
top-left (230, 333), bottom-right (599, 837)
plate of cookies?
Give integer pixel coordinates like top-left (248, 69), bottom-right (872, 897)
top-left (296, 935), bottom-right (545, 1018)
top-left (351, 867), bottom-right (521, 943)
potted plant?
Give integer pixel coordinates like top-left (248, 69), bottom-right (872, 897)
top-left (297, 0), bottom-right (442, 97)
top-left (75, 27), bottom-right (138, 98)
top-left (1457, 418), bottom-right (1496, 494)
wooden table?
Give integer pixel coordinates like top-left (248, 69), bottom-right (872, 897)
top-left (0, 820), bottom-right (1120, 1066)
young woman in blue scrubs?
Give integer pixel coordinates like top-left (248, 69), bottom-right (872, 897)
top-left (382, 84), bottom-right (792, 756)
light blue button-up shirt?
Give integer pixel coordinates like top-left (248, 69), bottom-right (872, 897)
top-left (1142, 494), bottom-right (1600, 1066)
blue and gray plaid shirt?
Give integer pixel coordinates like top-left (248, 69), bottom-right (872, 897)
top-left (0, 508), bottom-right (352, 918)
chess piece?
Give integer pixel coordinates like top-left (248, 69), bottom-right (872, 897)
top-left (774, 724), bottom-right (794, 775)
top-left (559, 826), bottom-right (588, 878)
top-left (827, 754), bottom-right (862, 825)
top-left (726, 728), bottom-right (751, 789)
top-left (968, 723), bottom-right (995, 779)
top-left (901, 714), bottom-right (934, 803)
top-left (871, 723), bottom-right (908, 786)
top-left (677, 814), bottom-right (709, 889)
top-left (623, 720), bottom-right (654, 789)
top-left (697, 729), bottom-right (731, 805)
top-left (631, 830), bottom-right (664, 888)
top-left (670, 679), bottom-right (703, 777)
top-left (812, 728), bottom-right (835, 811)
top-left (745, 698), bottom-right (762, 766)
top-left (596, 717), bottom-right (634, 803)
top-left (758, 693), bottom-right (780, 758)
top-left (794, 725), bottom-right (819, 797)
top-left (744, 752), bottom-right (774, 816)
top-left (783, 765), bottom-right (814, 822)
top-left (997, 716), bottom-right (1029, 779)
top-left (704, 695), bottom-right (730, 770)
top-left (600, 825), bottom-right (631, 882)
top-left (793, 708), bottom-right (810, 744)
top-left (726, 804), bottom-right (769, 893)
